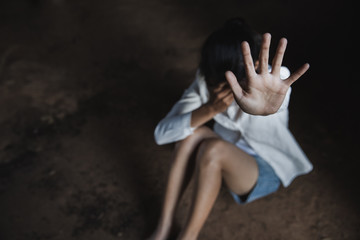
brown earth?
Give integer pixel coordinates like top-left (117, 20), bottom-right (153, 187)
top-left (0, 0), bottom-right (358, 239)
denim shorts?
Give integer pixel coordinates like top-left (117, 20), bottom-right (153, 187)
top-left (229, 155), bottom-right (281, 204)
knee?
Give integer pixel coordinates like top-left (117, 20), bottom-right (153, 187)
top-left (175, 126), bottom-right (215, 149)
top-left (196, 138), bottom-right (226, 169)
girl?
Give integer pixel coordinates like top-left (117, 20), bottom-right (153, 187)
top-left (149, 18), bottom-right (312, 240)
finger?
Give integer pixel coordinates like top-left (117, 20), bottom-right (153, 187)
top-left (225, 71), bottom-right (244, 99)
top-left (241, 41), bottom-right (256, 78)
top-left (213, 81), bottom-right (228, 93)
top-left (259, 33), bottom-right (271, 74)
top-left (271, 38), bottom-right (288, 76)
top-left (223, 91), bottom-right (234, 103)
top-left (217, 88), bottom-right (233, 99)
top-left (284, 63), bottom-right (310, 86)
top-left (223, 91), bottom-right (234, 105)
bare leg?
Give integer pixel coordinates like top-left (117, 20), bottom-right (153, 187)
top-left (148, 127), bottom-right (218, 240)
top-left (177, 138), bottom-right (259, 240)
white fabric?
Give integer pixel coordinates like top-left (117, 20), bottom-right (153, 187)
top-left (154, 67), bottom-right (313, 187)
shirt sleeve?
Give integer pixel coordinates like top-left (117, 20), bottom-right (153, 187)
top-left (277, 66), bottom-right (292, 112)
top-left (154, 73), bottom-right (204, 145)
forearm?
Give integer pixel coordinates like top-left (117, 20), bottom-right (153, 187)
top-left (190, 104), bottom-right (217, 128)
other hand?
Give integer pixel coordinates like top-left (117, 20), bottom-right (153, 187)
top-left (206, 82), bottom-right (234, 114)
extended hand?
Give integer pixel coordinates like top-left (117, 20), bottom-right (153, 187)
top-left (225, 33), bottom-right (309, 115)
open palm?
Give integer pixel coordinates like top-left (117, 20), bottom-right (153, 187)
top-left (225, 33), bottom-right (309, 115)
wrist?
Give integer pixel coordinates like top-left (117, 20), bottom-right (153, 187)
top-left (203, 103), bottom-right (218, 116)
top-left (191, 103), bottom-right (217, 128)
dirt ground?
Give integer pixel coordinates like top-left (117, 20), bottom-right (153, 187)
top-left (0, 0), bottom-right (358, 239)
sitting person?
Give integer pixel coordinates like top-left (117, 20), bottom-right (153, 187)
top-left (149, 18), bottom-right (312, 240)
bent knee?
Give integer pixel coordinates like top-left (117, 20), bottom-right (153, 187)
top-left (196, 138), bottom-right (226, 168)
top-left (175, 126), bottom-right (217, 149)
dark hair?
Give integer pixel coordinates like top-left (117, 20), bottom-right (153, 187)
top-left (199, 18), bottom-right (261, 88)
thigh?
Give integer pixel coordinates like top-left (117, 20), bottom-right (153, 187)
top-left (172, 126), bottom-right (220, 184)
top-left (217, 141), bottom-right (259, 196)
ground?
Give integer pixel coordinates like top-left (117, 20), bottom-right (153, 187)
top-left (0, 0), bottom-right (358, 239)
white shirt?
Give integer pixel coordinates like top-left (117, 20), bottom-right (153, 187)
top-left (154, 67), bottom-right (313, 187)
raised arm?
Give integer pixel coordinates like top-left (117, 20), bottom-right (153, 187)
top-left (191, 82), bottom-right (233, 128)
top-left (225, 33), bottom-right (309, 115)
top-left (155, 76), bottom-right (234, 145)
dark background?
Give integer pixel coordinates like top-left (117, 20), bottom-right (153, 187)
top-left (0, 0), bottom-right (358, 239)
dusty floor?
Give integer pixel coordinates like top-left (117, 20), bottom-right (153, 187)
top-left (0, 0), bottom-right (358, 239)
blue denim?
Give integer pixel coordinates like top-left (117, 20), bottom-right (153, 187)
top-left (229, 155), bottom-right (281, 204)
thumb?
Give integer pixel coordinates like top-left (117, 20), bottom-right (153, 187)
top-left (225, 71), bottom-right (243, 99)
